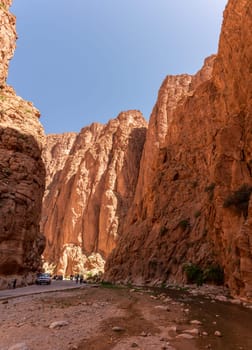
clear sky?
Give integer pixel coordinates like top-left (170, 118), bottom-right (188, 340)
top-left (8, 0), bottom-right (228, 135)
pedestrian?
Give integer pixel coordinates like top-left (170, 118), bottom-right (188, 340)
top-left (80, 275), bottom-right (83, 284)
top-left (75, 274), bottom-right (79, 283)
top-left (13, 279), bottom-right (17, 289)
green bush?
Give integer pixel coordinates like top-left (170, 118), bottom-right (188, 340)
top-left (194, 210), bottom-right (201, 218)
top-left (205, 183), bottom-right (215, 192)
top-left (2, 167), bottom-right (12, 177)
top-left (203, 265), bottom-right (224, 285)
top-left (205, 183), bottom-right (215, 200)
top-left (183, 263), bottom-right (224, 286)
top-left (223, 184), bottom-right (252, 218)
top-left (183, 263), bottom-right (203, 286)
top-left (192, 181), bottom-right (198, 188)
top-left (159, 226), bottom-right (168, 236)
top-left (101, 281), bottom-right (123, 289)
top-left (179, 219), bottom-right (190, 231)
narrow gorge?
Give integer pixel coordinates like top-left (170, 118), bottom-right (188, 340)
top-left (0, 0), bottom-right (252, 303)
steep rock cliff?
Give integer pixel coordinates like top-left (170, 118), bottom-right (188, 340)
top-left (42, 132), bottom-right (77, 198)
top-left (0, 1), bottom-right (45, 288)
top-left (41, 111), bottom-right (147, 276)
top-left (134, 55), bottom-right (215, 205)
top-left (105, 0), bottom-right (252, 300)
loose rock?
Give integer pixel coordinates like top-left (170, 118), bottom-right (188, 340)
top-left (215, 295), bottom-right (228, 302)
top-left (184, 328), bottom-right (199, 335)
top-left (154, 305), bottom-right (170, 311)
top-left (176, 333), bottom-right (194, 339)
top-left (140, 331), bottom-right (148, 337)
top-left (190, 320), bottom-right (202, 325)
top-left (112, 326), bottom-right (125, 332)
top-left (49, 320), bottom-right (69, 329)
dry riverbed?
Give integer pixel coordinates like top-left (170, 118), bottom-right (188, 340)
top-left (0, 284), bottom-right (251, 350)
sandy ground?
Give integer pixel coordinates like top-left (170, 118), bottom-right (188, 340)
top-left (0, 284), bottom-right (201, 350)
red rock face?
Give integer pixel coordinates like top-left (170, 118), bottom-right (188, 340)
top-left (41, 111), bottom-right (147, 277)
top-left (105, 0), bottom-right (252, 301)
top-left (42, 132), bottom-right (77, 200)
top-left (0, 0), bottom-right (16, 87)
top-left (0, 2), bottom-right (46, 288)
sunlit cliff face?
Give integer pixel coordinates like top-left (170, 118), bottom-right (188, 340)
top-left (41, 111), bottom-right (147, 277)
top-left (105, 0), bottom-right (252, 301)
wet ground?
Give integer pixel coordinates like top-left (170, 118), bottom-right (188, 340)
top-left (161, 287), bottom-right (252, 350)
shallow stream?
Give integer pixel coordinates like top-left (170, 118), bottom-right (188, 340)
top-left (164, 288), bottom-right (252, 350)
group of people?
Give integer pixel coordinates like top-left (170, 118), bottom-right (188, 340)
top-left (70, 274), bottom-right (85, 284)
top-left (75, 274), bottom-right (85, 284)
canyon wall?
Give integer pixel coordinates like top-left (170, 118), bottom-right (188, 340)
top-left (41, 111), bottom-right (147, 277)
top-left (0, 1), bottom-right (46, 288)
top-left (105, 0), bottom-right (252, 300)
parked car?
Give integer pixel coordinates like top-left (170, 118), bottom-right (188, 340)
top-left (35, 273), bottom-right (51, 285)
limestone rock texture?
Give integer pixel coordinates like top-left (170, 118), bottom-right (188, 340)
top-left (0, 1), bottom-right (45, 288)
top-left (105, 0), bottom-right (252, 301)
top-left (41, 111), bottom-right (147, 277)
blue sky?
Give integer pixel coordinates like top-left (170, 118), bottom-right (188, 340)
top-left (8, 0), bottom-right (228, 134)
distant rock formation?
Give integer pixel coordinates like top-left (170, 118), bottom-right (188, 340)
top-left (105, 0), bottom-right (252, 301)
top-left (0, 1), bottom-right (45, 288)
top-left (41, 111), bottom-right (147, 277)
top-left (42, 132), bottom-right (77, 200)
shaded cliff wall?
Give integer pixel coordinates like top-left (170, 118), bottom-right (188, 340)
top-left (105, 0), bottom-right (252, 300)
top-left (41, 111), bottom-right (147, 276)
top-left (0, 1), bottom-right (46, 288)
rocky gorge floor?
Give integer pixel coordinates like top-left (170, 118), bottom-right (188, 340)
top-left (0, 284), bottom-right (252, 350)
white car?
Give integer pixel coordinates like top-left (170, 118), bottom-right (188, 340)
top-left (35, 273), bottom-right (51, 285)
